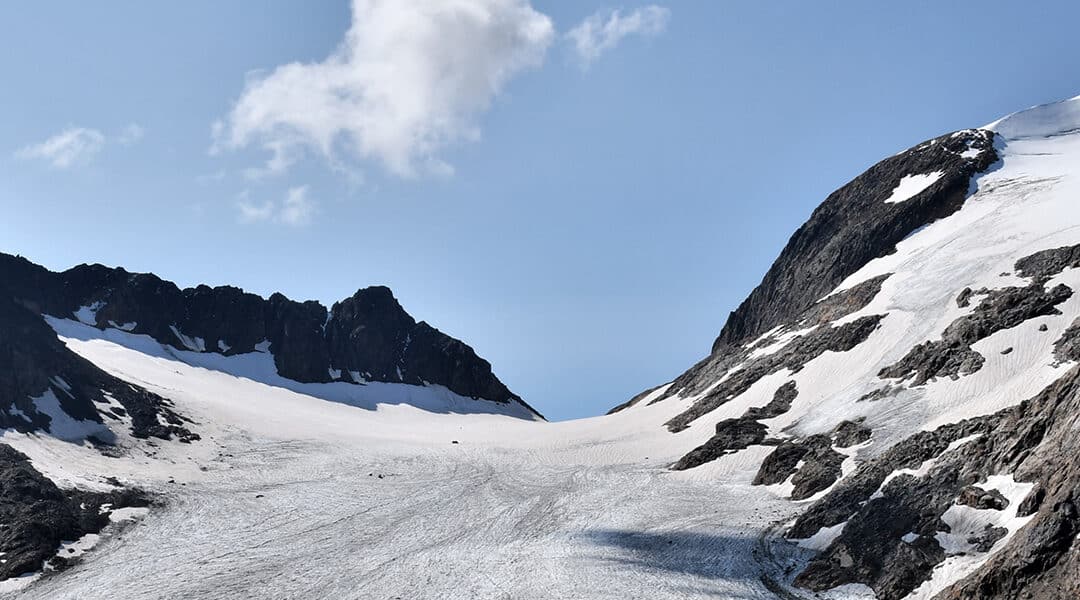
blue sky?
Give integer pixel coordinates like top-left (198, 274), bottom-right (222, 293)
top-left (2, 1), bottom-right (1079, 420)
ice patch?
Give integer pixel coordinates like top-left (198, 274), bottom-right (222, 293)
top-left (108, 321), bottom-right (137, 332)
top-left (73, 302), bottom-right (104, 326)
top-left (883, 172), bottom-right (944, 204)
top-left (108, 507), bottom-right (150, 523)
top-left (795, 520), bottom-right (846, 551)
top-left (53, 533), bottom-right (101, 562)
top-left (168, 326), bottom-right (206, 353)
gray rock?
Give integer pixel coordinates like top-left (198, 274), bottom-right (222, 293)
top-left (879, 283), bottom-right (1071, 385)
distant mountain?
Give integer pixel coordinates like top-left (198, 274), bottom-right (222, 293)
top-left (617, 95), bottom-right (1080, 598)
top-left (0, 253), bottom-right (540, 426)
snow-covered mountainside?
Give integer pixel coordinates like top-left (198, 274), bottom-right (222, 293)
top-left (1, 94), bottom-right (1078, 599)
top-left (615, 93), bottom-right (1080, 598)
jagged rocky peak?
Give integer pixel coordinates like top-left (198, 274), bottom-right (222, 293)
top-left (0, 252), bottom-right (539, 419)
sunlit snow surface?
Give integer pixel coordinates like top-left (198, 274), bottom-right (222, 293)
top-left (882, 171), bottom-right (943, 204)
top-left (4, 97), bottom-right (1080, 599)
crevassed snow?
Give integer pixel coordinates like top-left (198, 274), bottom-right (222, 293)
top-left (6, 326), bottom-right (828, 600)
top-left (986, 94), bottom-right (1080, 140)
top-left (883, 171), bottom-right (944, 204)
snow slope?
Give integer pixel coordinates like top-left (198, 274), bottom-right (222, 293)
top-left (2, 324), bottom-right (837, 600)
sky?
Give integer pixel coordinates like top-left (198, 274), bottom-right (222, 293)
top-left (2, 1), bottom-right (1079, 421)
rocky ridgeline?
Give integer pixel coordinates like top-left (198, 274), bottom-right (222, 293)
top-left (0, 253), bottom-right (536, 416)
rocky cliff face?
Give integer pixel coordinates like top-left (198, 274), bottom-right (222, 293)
top-left (0, 253), bottom-right (538, 420)
top-left (623, 95), bottom-right (1080, 598)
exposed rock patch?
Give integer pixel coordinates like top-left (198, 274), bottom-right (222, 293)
top-left (670, 419), bottom-right (768, 471)
top-left (745, 381), bottom-right (799, 420)
top-left (752, 420), bottom-right (869, 499)
top-left (671, 382), bottom-right (801, 471)
top-left (0, 444), bottom-right (150, 581)
top-left (879, 283), bottom-right (1071, 385)
top-left (791, 364), bottom-right (1080, 600)
top-left (833, 420), bottom-right (872, 448)
top-left (957, 486), bottom-right (1010, 511)
top-left (1013, 243), bottom-right (1080, 283)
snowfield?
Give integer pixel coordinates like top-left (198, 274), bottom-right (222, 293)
top-left (3, 95), bottom-right (1080, 599)
top-left (2, 324), bottom-right (834, 600)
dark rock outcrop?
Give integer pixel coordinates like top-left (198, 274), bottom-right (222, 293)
top-left (671, 381), bottom-right (801, 471)
top-left (744, 381), bottom-right (799, 420)
top-left (1013, 243), bottom-right (1080, 283)
top-left (1052, 317), bottom-right (1080, 364)
top-left (0, 444), bottom-right (150, 580)
top-left (0, 293), bottom-right (196, 442)
top-left (670, 419), bottom-right (767, 471)
top-left (879, 282), bottom-right (1071, 385)
top-left (752, 421), bottom-right (868, 499)
top-left (957, 485), bottom-right (1010, 511)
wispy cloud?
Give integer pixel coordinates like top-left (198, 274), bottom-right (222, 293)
top-left (236, 186), bottom-right (317, 227)
top-left (279, 186), bottom-right (316, 226)
top-left (15, 123), bottom-right (147, 168)
top-left (15, 127), bottom-right (106, 168)
top-left (567, 6), bottom-right (670, 67)
top-left (213, 0), bottom-right (555, 179)
top-left (117, 123), bottom-right (146, 145)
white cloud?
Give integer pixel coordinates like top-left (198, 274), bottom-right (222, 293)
top-left (236, 186), bottom-right (317, 227)
top-left (567, 5), bottom-right (670, 67)
top-left (15, 127), bottom-right (106, 168)
top-left (117, 123), bottom-right (146, 145)
top-left (16, 123), bottom-right (146, 168)
top-left (214, 0), bottom-right (555, 178)
top-left (279, 186), bottom-right (316, 226)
